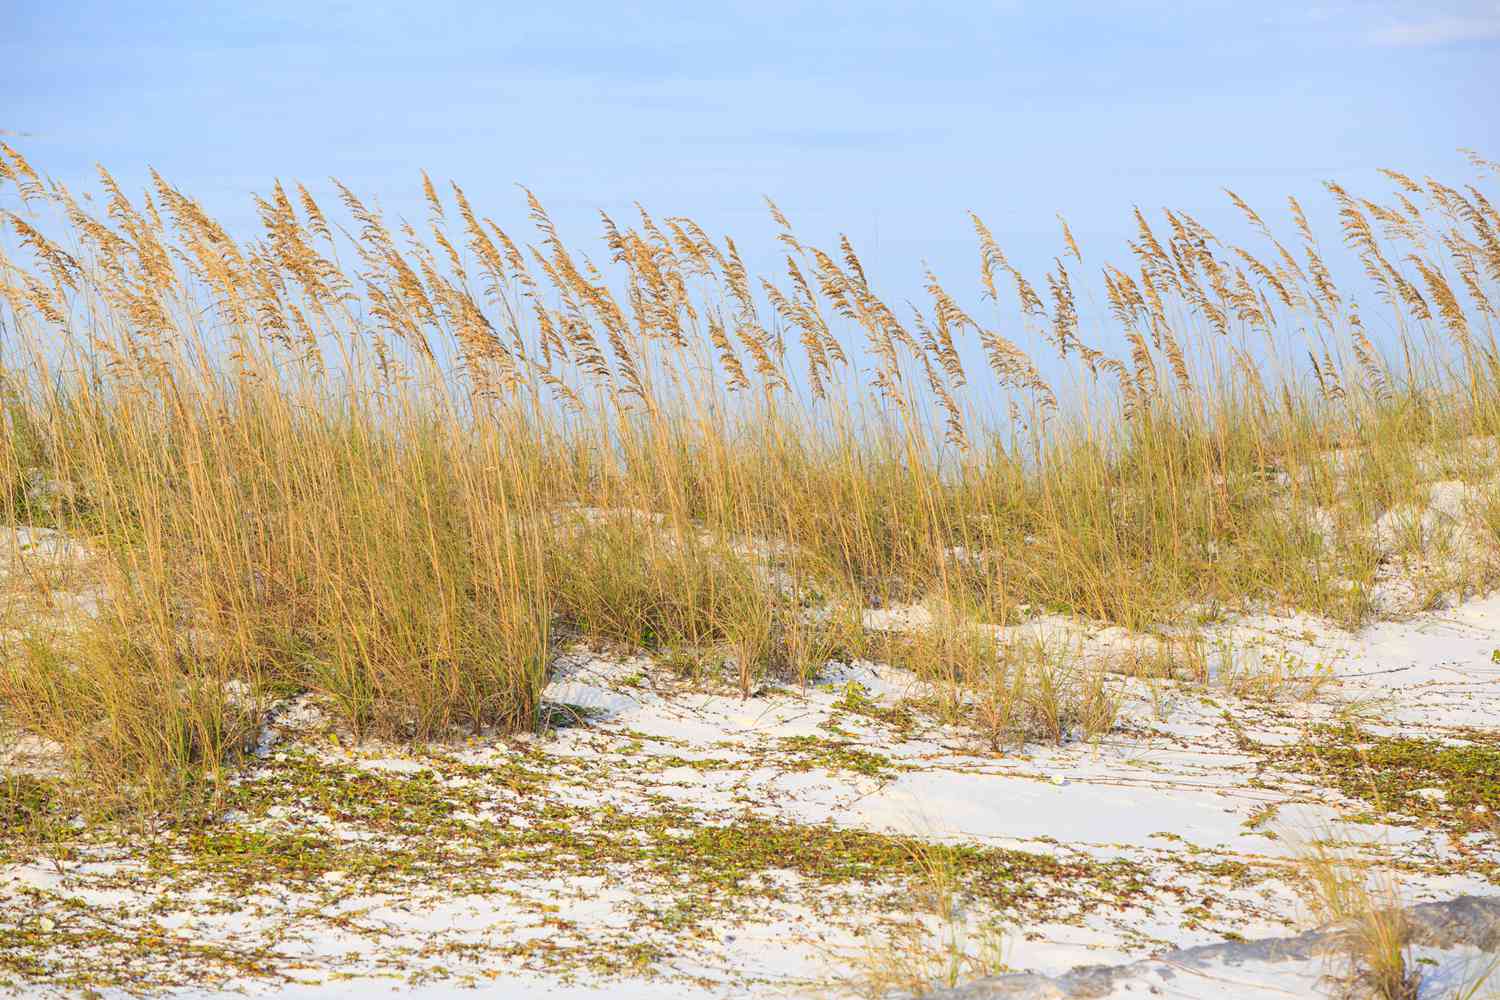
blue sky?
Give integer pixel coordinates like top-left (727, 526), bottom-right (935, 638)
top-left (4, 0), bottom-right (1499, 351)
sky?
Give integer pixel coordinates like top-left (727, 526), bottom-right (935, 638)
top-left (3, 0), bottom-right (1499, 367)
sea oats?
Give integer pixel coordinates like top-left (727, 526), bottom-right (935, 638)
top-left (2, 148), bottom-right (1498, 825)
top-left (1057, 214), bottom-right (1082, 263)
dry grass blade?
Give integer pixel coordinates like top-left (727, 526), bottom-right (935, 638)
top-left (1, 147), bottom-right (1498, 820)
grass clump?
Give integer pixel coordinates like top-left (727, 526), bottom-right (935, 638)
top-left (546, 514), bottom-right (859, 689)
top-left (0, 629), bottom-right (256, 817)
top-left (0, 774), bottom-right (63, 841)
top-left (1299, 840), bottom-right (1422, 1000)
top-left (0, 144), bottom-right (1498, 812)
top-left (845, 840), bottom-right (1010, 998)
top-left (874, 620), bottom-right (1118, 748)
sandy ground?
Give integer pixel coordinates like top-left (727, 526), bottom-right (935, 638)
top-left (3, 524), bottom-right (1499, 998)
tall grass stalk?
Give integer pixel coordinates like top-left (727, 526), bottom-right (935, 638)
top-left (1, 146), bottom-right (1498, 813)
